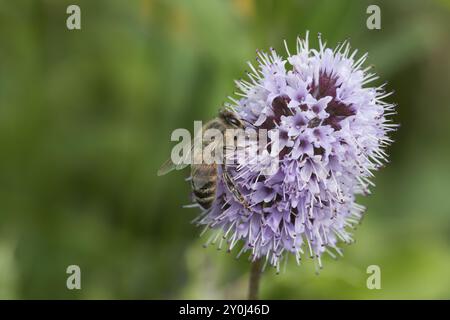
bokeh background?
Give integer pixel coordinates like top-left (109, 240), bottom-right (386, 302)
top-left (0, 0), bottom-right (449, 299)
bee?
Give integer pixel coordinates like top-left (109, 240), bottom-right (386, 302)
top-left (157, 108), bottom-right (252, 210)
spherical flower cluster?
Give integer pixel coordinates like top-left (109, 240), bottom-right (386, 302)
top-left (194, 32), bottom-right (396, 272)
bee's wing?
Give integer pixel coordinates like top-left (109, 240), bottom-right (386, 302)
top-left (157, 129), bottom-right (204, 176)
top-left (157, 145), bottom-right (194, 176)
top-left (157, 157), bottom-right (183, 176)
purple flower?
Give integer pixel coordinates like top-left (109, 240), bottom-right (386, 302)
top-left (194, 32), bottom-right (396, 272)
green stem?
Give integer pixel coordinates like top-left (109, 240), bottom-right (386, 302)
top-left (248, 259), bottom-right (262, 300)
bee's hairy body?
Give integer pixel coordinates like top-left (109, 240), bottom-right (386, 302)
top-left (191, 118), bottom-right (229, 209)
top-left (157, 108), bottom-right (248, 211)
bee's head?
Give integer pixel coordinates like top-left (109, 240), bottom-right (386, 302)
top-left (218, 108), bottom-right (245, 129)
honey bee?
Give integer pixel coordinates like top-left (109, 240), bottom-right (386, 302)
top-left (157, 108), bottom-right (252, 210)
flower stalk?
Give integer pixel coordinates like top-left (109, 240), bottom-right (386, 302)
top-left (248, 259), bottom-right (262, 300)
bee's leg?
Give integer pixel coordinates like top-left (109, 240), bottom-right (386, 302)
top-left (222, 166), bottom-right (251, 212)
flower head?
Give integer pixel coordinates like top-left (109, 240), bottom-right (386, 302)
top-left (194, 32), bottom-right (396, 272)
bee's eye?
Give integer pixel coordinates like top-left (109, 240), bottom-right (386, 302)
top-left (228, 117), bottom-right (240, 127)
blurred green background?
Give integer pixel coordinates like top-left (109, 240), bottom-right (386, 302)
top-left (0, 0), bottom-right (449, 299)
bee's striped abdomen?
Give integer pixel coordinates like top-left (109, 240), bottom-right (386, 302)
top-left (191, 164), bottom-right (217, 209)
